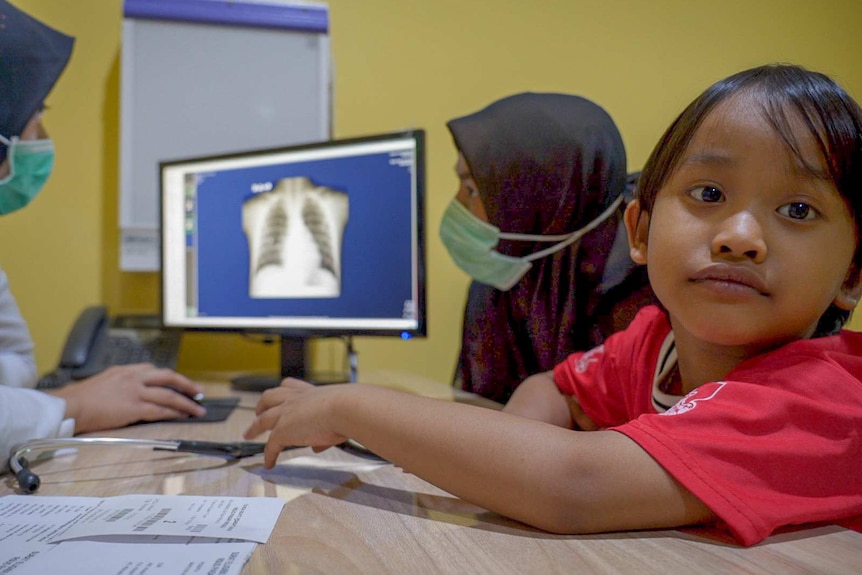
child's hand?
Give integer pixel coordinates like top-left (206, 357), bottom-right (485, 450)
top-left (243, 378), bottom-right (348, 468)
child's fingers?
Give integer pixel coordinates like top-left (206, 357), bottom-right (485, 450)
top-left (255, 379), bottom-right (309, 415)
top-left (243, 407), bottom-right (280, 439)
top-left (264, 435), bottom-right (289, 468)
top-left (255, 388), bottom-right (286, 415)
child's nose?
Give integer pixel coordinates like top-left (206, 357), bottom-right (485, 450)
top-left (711, 211), bottom-right (767, 263)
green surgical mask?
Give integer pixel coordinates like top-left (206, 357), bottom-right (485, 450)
top-left (0, 134), bottom-right (55, 215)
top-left (439, 195), bottom-right (624, 291)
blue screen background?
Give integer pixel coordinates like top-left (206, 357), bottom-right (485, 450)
top-left (192, 149), bottom-right (416, 325)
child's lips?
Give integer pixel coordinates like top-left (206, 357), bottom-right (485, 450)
top-left (689, 265), bottom-right (770, 296)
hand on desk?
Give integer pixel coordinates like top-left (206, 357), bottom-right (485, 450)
top-left (244, 378), bottom-right (348, 468)
top-left (50, 364), bottom-right (207, 433)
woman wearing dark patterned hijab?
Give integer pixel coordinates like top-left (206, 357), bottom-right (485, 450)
top-left (440, 92), bottom-right (654, 403)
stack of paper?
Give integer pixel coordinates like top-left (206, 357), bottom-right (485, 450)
top-left (0, 494), bottom-right (284, 575)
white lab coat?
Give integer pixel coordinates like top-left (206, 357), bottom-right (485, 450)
top-left (0, 267), bottom-right (69, 473)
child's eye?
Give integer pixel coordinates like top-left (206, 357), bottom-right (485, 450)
top-left (688, 186), bottom-right (724, 203)
top-left (777, 202), bottom-right (817, 221)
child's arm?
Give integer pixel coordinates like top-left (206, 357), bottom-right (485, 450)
top-left (503, 371), bottom-right (599, 430)
top-left (244, 379), bottom-right (713, 535)
top-left (502, 371), bottom-right (570, 424)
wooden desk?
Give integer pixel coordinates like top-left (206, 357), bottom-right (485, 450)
top-left (2, 377), bottom-right (860, 574)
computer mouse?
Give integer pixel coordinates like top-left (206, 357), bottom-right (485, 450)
top-left (164, 385), bottom-right (205, 405)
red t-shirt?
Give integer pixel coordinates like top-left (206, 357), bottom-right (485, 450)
top-left (553, 305), bottom-right (862, 546)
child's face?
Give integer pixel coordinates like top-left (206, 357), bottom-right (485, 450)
top-left (627, 92), bottom-right (859, 351)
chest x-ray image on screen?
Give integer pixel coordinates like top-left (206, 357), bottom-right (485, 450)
top-left (160, 130), bottom-right (426, 387)
top-left (243, 176), bottom-right (349, 299)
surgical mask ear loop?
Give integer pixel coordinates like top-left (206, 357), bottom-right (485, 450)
top-left (504, 194), bottom-right (625, 262)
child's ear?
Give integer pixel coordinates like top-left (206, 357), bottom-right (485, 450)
top-left (624, 199), bottom-right (649, 265)
top-left (834, 265), bottom-right (862, 311)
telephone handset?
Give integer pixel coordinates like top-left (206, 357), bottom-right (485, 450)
top-left (59, 305), bottom-right (110, 374)
top-left (36, 306), bottom-right (183, 389)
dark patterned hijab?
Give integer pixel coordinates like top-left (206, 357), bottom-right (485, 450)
top-left (447, 92), bottom-right (653, 403)
top-left (0, 0), bottom-right (74, 162)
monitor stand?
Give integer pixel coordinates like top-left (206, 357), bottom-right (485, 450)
top-left (230, 335), bottom-right (349, 392)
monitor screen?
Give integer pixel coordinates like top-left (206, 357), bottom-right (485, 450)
top-left (160, 130), bottom-right (426, 381)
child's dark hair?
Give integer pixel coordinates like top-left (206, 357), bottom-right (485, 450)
top-left (635, 63), bottom-right (862, 335)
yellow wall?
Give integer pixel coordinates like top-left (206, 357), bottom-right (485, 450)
top-left (4, 0), bottom-right (862, 382)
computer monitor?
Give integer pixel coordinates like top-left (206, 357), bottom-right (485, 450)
top-left (160, 130), bottom-right (426, 389)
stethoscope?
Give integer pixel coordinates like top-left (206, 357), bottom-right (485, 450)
top-left (9, 437), bottom-right (385, 494)
top-left (9, 437), bottom-right (269, 494)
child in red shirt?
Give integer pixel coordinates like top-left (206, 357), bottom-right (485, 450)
top-left (245, 64), bottom-right (862, 545)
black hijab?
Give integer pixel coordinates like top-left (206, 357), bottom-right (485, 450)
top-left (0, 0), bottom-right (74, 162)
top-left (447, 93), bottom-right (653, 403)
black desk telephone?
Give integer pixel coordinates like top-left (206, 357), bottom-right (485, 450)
top-left (36, 306), bottom-right (183, 389)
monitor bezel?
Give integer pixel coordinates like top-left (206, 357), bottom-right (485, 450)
top-left (158, 129), bottom-right (427, 339)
